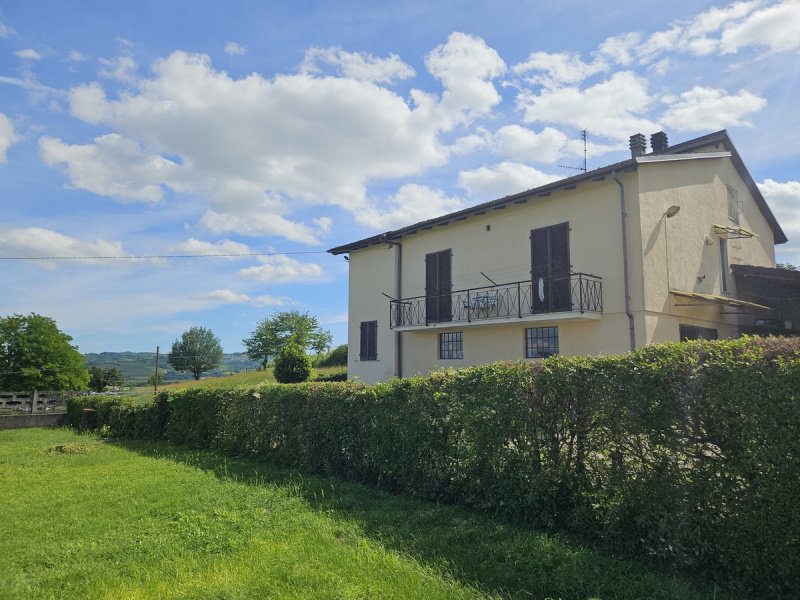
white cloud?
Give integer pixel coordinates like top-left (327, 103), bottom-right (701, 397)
top-left (597, 32), bottom-right (642, 67)
top-left (686, 1), bottom-right (761, 38)
top-left (98, 56), bottom-right (138, 84)
top-left (65, 51), bottom-right (448, 205)
top-left (169, 238), bottom-right (251, 257)
top-left (44, 42), bottom-right (510, 243)
top-left (518, 71), bottom-right (659, 141)
top-left (0, 113), bottom-right (20, 162)
top-left (458, 162), bottom-right (560, 200)
top-left (238, 254), bottom-right (325, 283)
top-left (721, 1), bottom-right (800, 54)
top-left (63, 83), bottom-right (109, 123)
top-left (661, 86), bottom-right (767, 132)
top-left (67, 50), bottom-right (86, 62)
top-left (200, 211), bottom-right (319, 245)
top-left (0, 226), bottom-right (129, 268)
top-left (513, 51), bottom-right (606, 85)
top-left (15, 48), bottom-right (41, 60)
top-left (0, 74), bottom-right (64, 98)
top-left (0, 19), bottom-right (12, 38)
top-left (493, 125), bottom-right (569, 164)
top-left (492, 124), bottom-right (619, 164)
top-left (648, 58), bottom-right (672, 76)
top-left (448, 132), bottom-right (489, 155)
top-left (426, 32), bottom-right (507, 124)
top-left (39, 134), bottom-right (177, 202)
top-left (301, 47), bottom-right (414, 84)
top-left (224, 42), bottom-right (247, 56)
top-left (638, 1), bottom-right (761, 61)
top-left (357, 184), bottom-right (464, 230)
top-left (759, 179), bottom-right (800, 244)
top-left (313, 216), bottom-right (333, 234)
top-left (194, 289), bottom-right (287, 306)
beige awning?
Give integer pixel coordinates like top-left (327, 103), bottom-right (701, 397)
top-left (713, 223), bottom-right (758, 239)
top-left (671, 290), bottom-right (772, 311)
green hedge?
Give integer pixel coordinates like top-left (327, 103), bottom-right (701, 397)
top-left (74, 336), bottom-right (800, 596)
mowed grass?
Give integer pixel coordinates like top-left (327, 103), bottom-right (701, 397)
top-left (0, 428), bottom-right (716, 600)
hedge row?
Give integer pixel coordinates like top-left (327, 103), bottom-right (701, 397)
top-left (68, 336), bottom-right (800, 596)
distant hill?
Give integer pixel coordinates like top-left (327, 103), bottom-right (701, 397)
top-left (84, 352), bottom-right (261, 384)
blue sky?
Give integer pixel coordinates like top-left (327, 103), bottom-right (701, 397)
top-left (1, 1), bottom-right (799, 353)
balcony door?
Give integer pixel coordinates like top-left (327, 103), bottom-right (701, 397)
top-left (531, 222), bottom-right (571, 312)
top-left (425, 249), bottom-right (452, 324)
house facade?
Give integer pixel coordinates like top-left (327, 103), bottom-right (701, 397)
top-left (329, 131), bottom-right (787, 383)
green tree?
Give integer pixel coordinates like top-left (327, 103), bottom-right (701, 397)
top-left (0, 313), bottom-right (89, 391)
top-left (243, 310), bottom-right (332, 369)
top-left (777, 262), bottom-right (798, 271)
top-left (167, 326), bottom-right (223, 380)
top-left (314, 344), bottom-right (348, 367)
top-left (147, 371), bottom-right (165, 386)
top-left (88, 366), bottom-right (125, 392)
top-left (272, 340), bottom-right (312, 383)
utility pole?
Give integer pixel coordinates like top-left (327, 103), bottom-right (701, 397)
top-left (154, 346), bottom-right (160, 393)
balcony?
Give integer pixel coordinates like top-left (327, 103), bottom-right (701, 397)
top-left (389, 272), bottom-right (602, 330)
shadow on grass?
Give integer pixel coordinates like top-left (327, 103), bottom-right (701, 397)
top-left (112, 439), bottom-right (721, 600)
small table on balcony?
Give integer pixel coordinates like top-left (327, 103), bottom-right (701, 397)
top-left (467, 291), bottom-right (499, 319)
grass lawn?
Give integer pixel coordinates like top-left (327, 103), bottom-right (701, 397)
top-left (124, 366), bottom-right (346, 404)
top-left (0, 428), bottom-right (717, 599)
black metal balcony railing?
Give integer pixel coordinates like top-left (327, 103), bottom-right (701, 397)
top-left (390, 273), bottom-right (602, 329)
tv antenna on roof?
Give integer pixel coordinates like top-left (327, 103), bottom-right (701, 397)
top-left (557, 129), bottom-right (588, 173)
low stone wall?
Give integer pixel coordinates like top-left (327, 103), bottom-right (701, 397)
top-left (0, 391), bottom-right (70, 415)
top-left (0, 413), bottom-right (69, 430)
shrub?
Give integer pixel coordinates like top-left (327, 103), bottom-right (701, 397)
top-left (314, 371), bottom-right (347, 382)
top-left (314, 344), bottom-right (348, 368)
top-left (273, 342), bottom-right (312, 383)
top-left (67, 394), bottom-right (128, 428)
top-left (80, 336), bottom-right (800, 596)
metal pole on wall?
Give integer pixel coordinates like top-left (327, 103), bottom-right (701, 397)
top-left (154, 346), bottom-right (160, 393)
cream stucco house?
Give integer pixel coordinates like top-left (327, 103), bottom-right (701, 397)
top-left (329, 130), bottom-right (787, 383)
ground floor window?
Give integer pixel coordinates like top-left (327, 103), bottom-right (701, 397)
top-left (679, 324), bottom-right (718, 341)
top-left (525, 326), bottom-right (559, 358)
top-left (359, 320), bottom-right (378, 360)
top-left (439, 332), bottom-right (463, 359)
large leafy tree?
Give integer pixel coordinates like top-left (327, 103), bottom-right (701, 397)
top-left (88, 366), bottom-right (125, 392)
top-left (0, 313), bottom-right (89, 391)
top-left (243, 310), bottom-right (332, 369)
top-left (167, 326), bottom-right (223, 380)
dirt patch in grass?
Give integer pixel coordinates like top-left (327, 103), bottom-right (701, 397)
top-left (46, 442), bottom-right (99, 455)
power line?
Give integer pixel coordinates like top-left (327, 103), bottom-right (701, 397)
top-left (0, 250), bottom-right (329, 261)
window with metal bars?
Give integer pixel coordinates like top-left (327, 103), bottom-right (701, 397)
top-left (438, 332), bottom-right (463, 359)
top-left (679, 324), bottom-right (718, 341)
top-left (525, 326), bottom-right (559, 358)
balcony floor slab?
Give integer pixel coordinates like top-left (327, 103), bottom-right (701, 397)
top-left (392, 310), bottom-right (601, 332)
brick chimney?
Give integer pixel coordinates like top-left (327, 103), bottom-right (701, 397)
top-left (629, 133), bottom-right (646, 158)
top-left (650, 131), bottom-right (669, 153)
